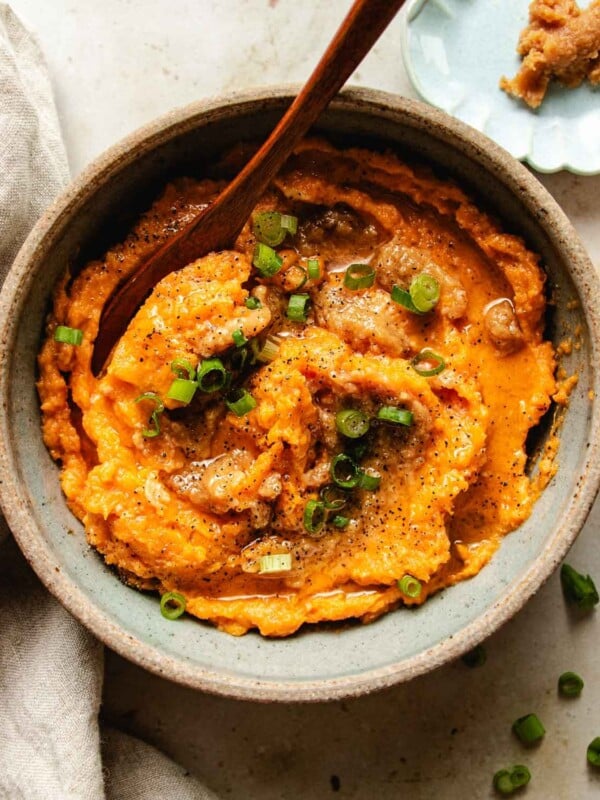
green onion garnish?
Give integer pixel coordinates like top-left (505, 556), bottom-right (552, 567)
top-left (493, 765), bottom-right (531, 795)
top-left (134, 392), bottom-right (164, 438)
top-left (286, 265), bottom-right (308, 291)
top-left (512, 713), bottom-right (545, 745)
top-left (54, 325), bottom-right (83, 345)
top-left (560, 563), bottom-right (599, 610)
top-left (320, 484), bottom-right (349, 511)
top-left (225, 388), bottom-right (257, 417)
top-left (410, 273), bottom-right (440, 313)
top-left (231, 346), bottom-right (249, 372)
top-left (398, 574), bottom-right (422, 598)
top-left (332, 515), bottom-right (350, 529)
top-left (492, 769), bottom-right (513, 795)
top-left (166, 378), bottom-right (197, 404)
top-left (510, 765), bottom-right (531, 789)
top-left (245, 296), bottom-right (262, 310)
top-left (335, 409), bottom-right (370, 439)
top-left (160, 590), bottom-right (186, 620)
top-left (558, 671), bottom-right (584, 697)
top-left (358, 470), bottom-right (381, 491)
top-left (307, 258), bottom-right (321, 280)
top-left (280, 213), bottom-right (298, 235)
top-left (461, 644), bottom-right (487, 668)
top-left (344, 263), bottom-right (375, 290)
top-left (252, 211), bottom-right (287, 247)
top-left (587, 737), bottom-right (600, 767)
top-left (253, 242), bottom-right (284, 276)
top-left (232, 328), bottom-right (248, 348)
top-left (330, 453), bottom-right (361, 489)
top-left (286, 293), bottom-right (311, 322)
top-left (197, 358), bottom-right (228, 393)
top-left (256, 335), bottom-right (280, 363)
top-left (377, 406), bottom-right (413, 426)
top-left (391, 285), bottom-right (419, 313)
top-left (303, 499), bottom-right (326, 536)
top-left (411, 349), bottom-right (446, 377)
top-left (170, 358), bottom-right (196, 380)
top-left (258, 553), bottom-right (292, 574)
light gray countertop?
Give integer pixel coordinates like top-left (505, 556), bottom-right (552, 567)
top-left (10, 1), bottom-right (600, 797)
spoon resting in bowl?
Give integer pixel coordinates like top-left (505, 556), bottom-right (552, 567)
top-left (91, 0), bottom-right (407, 375)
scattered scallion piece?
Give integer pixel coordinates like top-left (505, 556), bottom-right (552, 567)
top-left (253, 242), bottom-right (284, 276)
top-left (492, 769), bottom-right (514, 795)
top-left (558, 671), bottom-right (584, 698)
top-left (286, 293), bottom-right (311, 322)
top-left (307, 258), bottom-right (321, 280)
top-left (335, 409), bottom-right (370, 439)
top-left (245, 296), bottom-right (262, 310)
top-left (252, 211), bottom-right (287, 247)
top-left (160, 591), bottom-right (186, 620)
top-left (411, 349), bottom-right (446, 377)
top-left (197, 358), bottom-right (228, 393)
top-left (303, 499), bottom-right (326, 536)
top-left (587, 737), bottom-right (600, 767)
top-left (344, 263), bottom-right (375, 290)
top-left (280, 213), bottom-right (298, 235)
top-left (330, 453), bottom-right (362, 489)
top-left (462, 644), bottom-right (487, 668)
top-left (560, 563), bottom-right (599, 611)
top-left (398, 574), bottom-right (422, 598)
top-left (358, 470), bottom-right (381, 491)
top-left (256, 335), bottom-right (280, 363)
top-left (410, 273), bottom-right (440, 313)
top-left (320, 484), bottom-right (348, 511)
top-left (170, 358), bottom-right (196, 380)
top-left (134, 392), bottom-right (164, 438)
top-left (377, 406), bottom-right (413, 426)
top-left (166, 378), bottom-right (197, 404)
top-left (258, 553), bottom-right (292, 574)
top-left (54, 325), bottom-right (83, 346)
top-left (285, 265), bottom-right (308, 292)
top-left (510, 765), bottom-right (531, 789)
top-left (512, 713), bottom-right (545, 745)
top-left (231, 346), bottom-right (249, 372)
top-left (225, 388), bottom-right (257, 417)
top-left (332, 515), bottom-right (350, 529)
top-left (391, 285), bottom-right (419, 313)
top-left (232, 328), bottom-right (248, 348)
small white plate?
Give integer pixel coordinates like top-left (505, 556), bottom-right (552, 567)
top-left (401, 0), bottom-right (600, 175)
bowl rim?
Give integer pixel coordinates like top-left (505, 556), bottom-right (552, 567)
top-left (1, 85), bottom-right (600, 702)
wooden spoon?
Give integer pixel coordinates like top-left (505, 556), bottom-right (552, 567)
top-left (92, 0), bottom-right (407, 374)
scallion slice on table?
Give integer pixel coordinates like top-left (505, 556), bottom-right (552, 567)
top-left (252, 211), bottom-right (297, 247)
top-left (398, 574), bottom-right (422, 598)
top-left (492, 765), bottom-right (531, 795)
top-left (461, 644), bottom-right (487, 668)
top-left (558, 671), bottom-right (584, 697)
top-left (303, 499), bottom-right (326, 536)
top-left (560, 563), bottom-right (599, 610)
top-left (166, 378), bottom-right (197, 404)
top-left (197, 358), bottom-right (228, 393)
top-left (306, 258), bottom-right (321, 280)
top-left (376, 406), bottom-right (413, 426)
top-left (54, 325), bottom-right (83, 345)
top-left (225, 388), bottom-right (257, 417)
top-left (253, 242), bottom-right (284, 276)
top-left (512, 713), bottom-right (545, 745)
top-left (286, 293), bottom-right (311, 322)
top-left (344, 263), bottom-right (375, 290)
top-left (232, 328), bottom-right (248, 348)
top-left (335, 409), bottom-right (370, 439)
top-left (244, 296), bottom-right (262, 310)
top-left (160, 591), bottom-right (186, 620)
top-left (330, 453), bottom-right (362, 489)
top-left (134, 392), bottom-right (164, 438)
top-left (258, 553), bottom-right (292, 574)
top-left (411, 349), bottom-right (446, 376)
top-left (510, 765), bottom-right (531, 789)
top-left (587, 737), bottom-right (600, 767)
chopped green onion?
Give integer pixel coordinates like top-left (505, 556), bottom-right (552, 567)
top-left (332, 515), bottom-right (350, 529)
top-left (232, 328), bottom-right (248, 348)
top-left (280, 213), bottom-right (298, 235)
top-left (197, 358), bottom-right (228, 393)
top-left (510, 765), bottom-right (531, 789)
top-left (134, 392), bottom-right (164, 438)
top-left (170, 358), bottom-right (196, 380)
top-left (558, 671), bottom-right (584, 698)
top-left (253, 242), bottom-right (284, 276)
top-left (358, 470), bottom-right (381, 491)
top-left (492, 769), bottom-right (514, 795)
top-left (377, 406), bottom-right (413, 426)
top-left (560, 563), bottom-right (599, 611)
top-left (391, 285), bottom-right (420, 313)
top-left (462, 644), bottom-right (487, 668)
top-left (411, 349), bottom-right (446, 377)
top-left (252, 211), bottom-right (287, 247)
top-left (320, 484), bottom-right (349, 511)
top-left (410, 273), bottom-right (440, 313)
top-left (398, 574), bottom-right (422, 598)
top-left (230, 346), bottom-right (249, 372)
top-left (256, 335), bottom-right (280, 363)
top-left (330, 453), bottom-right (361, 489)
top-left (244, 296), bottom-right (262, 310)
top-left (286, 293), bottom-right (311, 322)
top-left (335, 409), bottom-right (370, 439)
top-left (166, 378), bottom-right (197, 404)
top-left (225, 388), bottom-right (257, 417)
top-left (512, 713), bottom-right (545, 745)
top-left (285, 265), bottom-right (308, 291)
top-left (54, 325), bottom-right (83, 345)
top-left (160, 590), bottom-right (186, 620)
top-left (258, 553), bottom-right (292, 574)
top-left (344, 263), bottom-right (375, 290)
top-left (303, 499), bottom-right (326, 536)
top-left (587, 737), bottom-right (600, 767)
top-left (307, 258), bottom-right (321, 280)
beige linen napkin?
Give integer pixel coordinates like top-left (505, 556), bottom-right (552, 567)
top-left (0, 6), bottom-right (217, 798)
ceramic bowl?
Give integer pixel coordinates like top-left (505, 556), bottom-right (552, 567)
top-left (1, 87), bottom-right (599, 702)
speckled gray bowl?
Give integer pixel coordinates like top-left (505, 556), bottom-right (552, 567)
top-left (1, 87), bottom-right (599, 702)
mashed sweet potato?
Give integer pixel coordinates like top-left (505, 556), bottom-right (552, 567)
top-left (38, 139), bottom-right (557, 636)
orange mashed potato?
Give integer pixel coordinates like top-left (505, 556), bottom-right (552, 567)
top-left (38, 139), bottom-right (557, 636)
